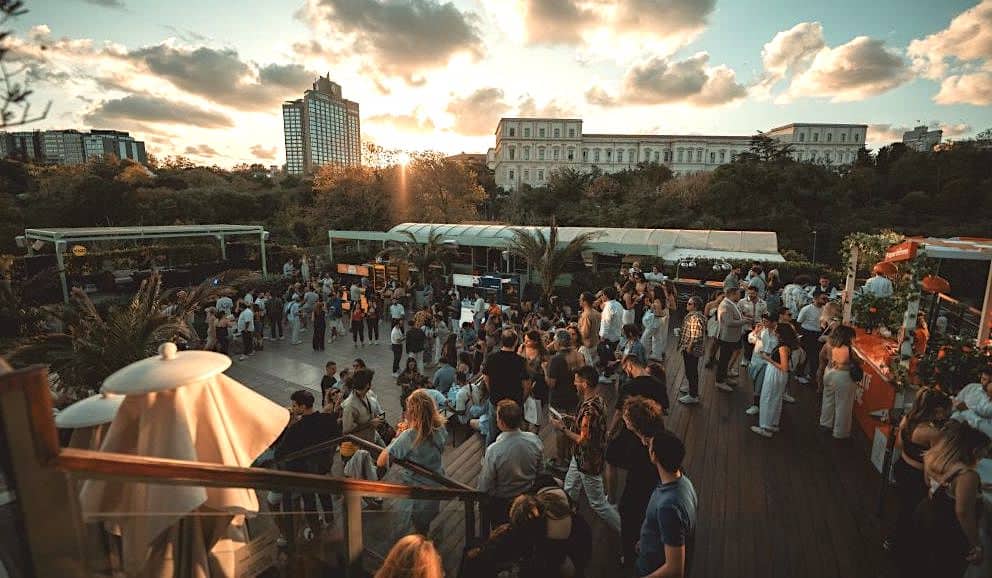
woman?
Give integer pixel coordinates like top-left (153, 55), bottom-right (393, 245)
top-left (433, 314), bottom-right (450, 365)
top-left (751, 322), bottom-right (798, 438)
top-left (703, 290), bottom-right (725, 368)
top-left (815, 302), bottom-right (844, 394)
top-left (640, 296), bottom-right (669, 362)
top-left (375, 534), bottom-right (443, 578)
top-left (887, 387), bottom-right (951, 558)
top-left (618, 396), bottom-right (666, 573)
top-left (818, 324), bottom-right (858, 439)
top-left (377, 389), bottom-right (448, 535)
top-left (519, 330), bottom-right (550, 431)
top-left (365, 297), bottom-right (381, 345)
top-left (621, 284), bottom-right (637, 327)
top-left (312, 301), bottom-right (327, 352)
top-left (203, 306), bottom-right (218, 351)
top-left (215, 310), bottom-right (232, 356)
top-left (619, 324), bottom-right (647, 366)
top-left (440, 333), bottom-right (458, 368)
top-left (397, 357), bottom-right (428, 410)
top-left (350, 305), bottom-right (367, 347)
top-left (913, 421), bottom-right (989, 577)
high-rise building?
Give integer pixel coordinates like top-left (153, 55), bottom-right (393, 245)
top-left (901, 125), bottom-right (942, 152)
top-left (488, 118), bottom-right (868, 191)
top-left (0, 128), bottom-right (148, 165)
top-left (282, 74), bottom-right (361, 175)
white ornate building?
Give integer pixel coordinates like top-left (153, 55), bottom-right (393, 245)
top-left (487, 118), bottom-right (868, 191)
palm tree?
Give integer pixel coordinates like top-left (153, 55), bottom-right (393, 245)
top-left (505, 219), bottom-right (599, 304)
top-left (9, 271), bottom-right (248, 404)
top-left (380, 229), bottom-right (456, 286)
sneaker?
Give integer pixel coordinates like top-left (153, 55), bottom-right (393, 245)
top-left (765, 425), bottom-right (780, 432)
top-left (279, 336), bottom-right (285, 340)
top-left (715, 382), bottom-right (734, 392)
top-left (238, 355), bottom-right (247, 361)
top-left (679, 385), bottom-right (689, 394)
top-left (302, 526), bottom-right (314, 542)
top-left (740, 360), bottom-right (749, 367)
top-left (797, 376), bottom-right (810, 384)
top-left (678, 394), bottom-right (700, 405)
top-left (745, 405), bottom-right (759, 415)
top-left (392, 371), bottom-right (399, 377)
top-left (783, 393), bottom-right (796, 403)
top-left (750, 425), bottom-right (773, 438)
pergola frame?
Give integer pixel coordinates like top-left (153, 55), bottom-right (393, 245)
top-left (19, 225), bottom-right (269, 303)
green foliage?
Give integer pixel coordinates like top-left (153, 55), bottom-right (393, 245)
top-left (506, 220), bottom-right (599, 302)
top-left (380, 229), bottom-right (457, 285)
top-left (916, 334), bottom-right (992, 392)
top-left (851, 291), bottom-right (900, 330)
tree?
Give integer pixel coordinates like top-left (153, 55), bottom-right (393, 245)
top-left (380, 229), bottom-right (456, 286)
top-left (406, 151), bottom-right (484, 223)
top-left (505, 219), bottom-right (599, 304)
top-left (310, 164), bottom-right (395, 232)
top-left (737, 131), bottom-right (794, 163)
top-left (0, 1), bottom-right (50, 128)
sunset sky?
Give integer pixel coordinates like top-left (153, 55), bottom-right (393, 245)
top-left (9, 0), bottom-right (992, 167)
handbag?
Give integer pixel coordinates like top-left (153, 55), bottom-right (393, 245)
top-left (849, 352), bottom-right (864, 382)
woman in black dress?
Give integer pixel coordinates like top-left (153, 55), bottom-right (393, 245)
top-left (311, 301), bottom-right (326, 351)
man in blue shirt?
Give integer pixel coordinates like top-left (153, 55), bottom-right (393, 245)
top-left (637, 431), bottom-right (697, 578)
top-left (432, 359), bottom-right (457, 395)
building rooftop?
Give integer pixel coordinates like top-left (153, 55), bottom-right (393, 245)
top-left (766, 122), bottom-right (868, 132)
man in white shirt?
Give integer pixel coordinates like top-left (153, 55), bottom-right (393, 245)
top-left (389, 298), bottom-right (405, 326)
top-left (478, 399), bottom-right (543, 528)
top-left (288, 296), bottom-right (303, 345)
top-left (863, 270), bottom-right (894, 298)
top-left (350, 282), bottom-right (362, 305)
top-left (715, 288), bottom-right (745, 391)
top-left (237, 304), bottom-right (256, 360)
top-left (796, 293), bottom-right (828, 382)
top-left (390, 320), bottom-right (406, 376)
top-left (243, 291), bottom-right (254, 307)
top-left (598, 286), bottom-right (624, 346)
top-left (737, 285), bottom-right (768, 369)
top-left (282, 258), bottom-right (294, 278)
top-left (215, 295), bottom-right (234, 315)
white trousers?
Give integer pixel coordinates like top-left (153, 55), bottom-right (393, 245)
top-left (820, 368), bottom-right (856, 439)
top-left (289, 317), bottom-right (301, 343)
top-left (563, 457), bottom-right (621, 534)
top-left (759, 366), bottom-right (788, 430)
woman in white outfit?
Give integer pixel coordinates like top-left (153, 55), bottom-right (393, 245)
top-left (640, 297), bottom-right (669, 361)
top-left (819, 325), bottom-right (858, 439)
top-left (751, 322), bottom-right (798, 438)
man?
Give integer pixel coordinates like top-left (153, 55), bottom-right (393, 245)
top-left (714, 288), bottom-right (745, 392)
top-left (405, 322), bottom-right (427, 374)
top-left (723, 265), bottom-right (741, 293)
top-left (478, 400), bottom-right (544, 528)
top-left (274, 389), bottom-right (341, 541)
top-left (320, 361), bottom-right (338, 403)
top-left (811, 274), bottom-right (838, 299)
top-left (864, 268), bottom-right (894, 298)
top-left (737, 285), bottom-right (768, 369)
top-left (236, 303), bottom-right (255, 361)
top-left (215, 294), bottom-right (234, 316)
top-left (546, 330), bottom-right (580, 413)
top-left (745, 265), bottom-right (767, 299)
top-left (390, 320), bottom-right (406, 376)
top-left (482, 329), bottom-right (529, 408)
top-left (302, 285), bottom-right (319, 329)
top-left (677, 297), bottom-right (707, 405)
top-left (598, 287), bottom-right (624, 369)
top-left (282, 258), bottom-right (294, 278)
top-left (389, 298), bottom-right (405, 326)
top-left (432, 358), bottom-right (456, 396)
top-left (349, 281), bottom-right (362, 306)
top-left (243, 290), bottom-right (255, 307)
top-left (796, 293), bottom-right (828, 383)
top-left (287, 295), bottom-right (303, 345)
top-left (577, 291), bottom-right (601, 366)
top-left (551, 365), bottom-right (621, 534)
top-left (473, 292), bottom-right (486, 330)
top-left (618, 355), bottom-right (670, 412)
top-left (266, 292), bottom-right (284, 341)
top-left (636, 431), bottom-right (698, 578)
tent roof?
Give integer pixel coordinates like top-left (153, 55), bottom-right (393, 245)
top-left (330, 223), bottom-right (784, 263)
top-left (913, 237), bottom-right (992, 261)
top-left (23, 224), bottom-right (266, 244)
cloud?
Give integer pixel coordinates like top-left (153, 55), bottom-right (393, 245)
top-left (756, 22), bottom-right (826, 95)
top-left (618, 52), bottom-right (746, 107)
top-left (126, 45), bottom-right (313, 111)
top-left (446, 87), bottom-right (512, 135)
top-left (521, 0), bottom-right (595, 45)
top-left (867, 122), bottom-right (973, 145)
top-left (84, 95), bottom-right (234, 128)
top-left (184, 144), bottom-right (220, 157)
top-left (516, 95), bottom-right (576, 117)
top-left (367, 112), bottom-right (436, 132)
top-left (81, 0), bottom-right (125, 7)
top-left (784, 36), bottom-right (910, 102)
top-left (934, 72), bottom-right (992, 105)
top-left (613, 0), bottom-right (716, 39)
top-left (908, 0), bottom-right (992, 80)
top-left (250, 144), bottom-right (277, 160)
top-left (300, 0), bottom-right (483, 81)
top-left (584, 85), bottom-right (616, 106)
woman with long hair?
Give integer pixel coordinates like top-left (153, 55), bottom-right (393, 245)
top-left (887, 387), bottom-right (951, 558)
top-left (377, 389), bottom-right (449, 535)
top-left (640, 296), bottom-right (669, 362)
top-left (365, 296), bottom-right (381, 344)
top-left (818, 324), bottom-right (857, 439)
top-left (312, 301), bottom-right (326, 352)
top-left (913, 421), bottom-right (990, 577)
top-left (751, 322), bottom-right (798, 438)
top-left (519, 329), bottom-right (550, 424)
top-left (397, 356), bottom-right (427, 410)
top-left (375, 534), bottom-right (443, 578)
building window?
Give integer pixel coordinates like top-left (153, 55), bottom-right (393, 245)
top-left (538, 147), bottom-right (545, 160)
top-left (508, 146), bottom-right (515, 160)
top-left (567, 147), bottom-right (574, 161)
top-left (696, 148), bottom-right (703, 162)
top-left (629, 148), bottom-right (636, 161)
top-left (664, 150), bottom-right (672, 162)
top-left (841, 133), bottom-right (846, 142)
top-left (653, 151), bottom-right (660, 162)
top-left (854, 133), bottom-right (860, 142)
top-left (524, 146), bottom-right (531, 160)
top-left (508, 169), bottom-right (515, 180)
top-left (799, 133), bottom-right (805, 142)
top-left (825, 152), bottom-right (831, 162)
top-left (508, 128), bottom-right (515, 137)
top-left (539, 128), bottom-right (545, 137)
top-left (582, 149), bottom-right (588, 161)
top-left (593, 148), bottom-right (600, 162)
top-left (538, 169), bottom-right (544, 181)
top-left (719, 150), bottom-right (726, 162)
top-left (709, 152), bottom-right (716, 163)
top-left (606, 149), bottom-right (612, 161)
top-left (813, 133), bottom-right (819, 142)
top-left (553, 147), bottom-right (560, 160)
top-left (826, 133), bottom-right (833, 142)
top-left (644, 147), bottom-right (651, 161)
top-left (524, 127), bottom-right (531, 137)
top-left (677, 148), bottom-right (684, 162)
top-left (617, 149), bottom-right (623, 162)
top-left (523, 169), bottom-right (529, 181)
top-left (554, 128), bottom-right (560, 138)
top-left (568, 128), bottom-right (576, 138)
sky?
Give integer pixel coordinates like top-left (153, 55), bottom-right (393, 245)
top-left (6, 0), bottom-right (992, 167)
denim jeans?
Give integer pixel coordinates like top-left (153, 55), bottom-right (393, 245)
top-left (563, 457), bottom-right (621, 533)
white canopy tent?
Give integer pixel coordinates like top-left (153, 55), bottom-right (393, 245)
top-left (19, 225), bottom-right (270, 303)
top-left (328, 222), bottom-right (784, 264)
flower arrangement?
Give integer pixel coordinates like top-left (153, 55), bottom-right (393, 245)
top-left (851, 291), bottom-right (900, 331)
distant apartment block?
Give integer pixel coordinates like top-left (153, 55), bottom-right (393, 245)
top-left (0, 128), bottom-right (147, 165)
top-left (902, 125), bottom-right (943, 152)
top-left (488, 118), bottom-right (868, 191)
top-left (282, 75), bottom-right (361, 175)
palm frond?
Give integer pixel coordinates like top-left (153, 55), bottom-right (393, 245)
top-left (506, 222), bottom-right (599, 301)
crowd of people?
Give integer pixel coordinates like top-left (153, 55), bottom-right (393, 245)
top-left (227, 257), bottom-right (988, 577)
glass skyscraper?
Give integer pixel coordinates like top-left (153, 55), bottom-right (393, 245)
top-left (282, 75), bottom-right (361, 175)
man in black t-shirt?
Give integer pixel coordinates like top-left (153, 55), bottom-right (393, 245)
top-left (546, 330), bottom-right (579, 412)
top-left (618, 355), bottom-right (669, 411)
top-left (405, 323), bottom-right (427, 373)
top-left (482, 329), bottom-right (529, 408)
top-left (319, 360), bottom-right (338, 404)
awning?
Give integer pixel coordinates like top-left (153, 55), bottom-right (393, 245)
top-left (661, 248), bottom-right (787, 264)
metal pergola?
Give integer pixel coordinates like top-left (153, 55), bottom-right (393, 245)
top-left (19, 224), bottom-right (269, 303)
